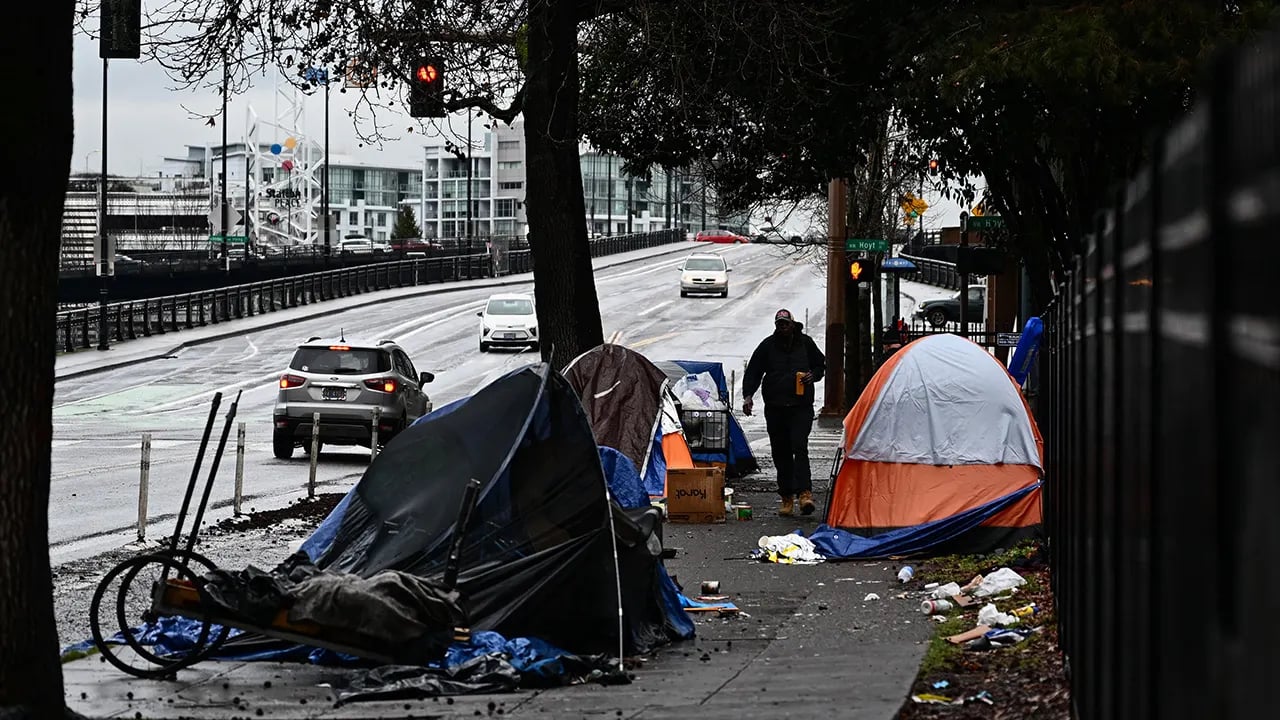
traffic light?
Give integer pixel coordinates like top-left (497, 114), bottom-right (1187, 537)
top-left (928, 158), bottom-right (940, 175)
top-left (850, 258), bottom-right (877, 284)
top-left (409, 57), bottom-right (445, 118)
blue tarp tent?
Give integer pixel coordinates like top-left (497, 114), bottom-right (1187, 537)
top-left (657, 360), bottom-right (759, 478)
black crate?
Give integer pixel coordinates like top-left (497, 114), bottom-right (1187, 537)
top-left (679, 407), bottom-right (729, 452)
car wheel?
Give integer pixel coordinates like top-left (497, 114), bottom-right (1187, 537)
top-left (721, 289), bottom-right (729, 298)
top-left (927, 309), bottom-right (948, 328)
top-left (272, 429), bottom-right (294, 460)
top-left (479, 341), bottom-right (489, 353)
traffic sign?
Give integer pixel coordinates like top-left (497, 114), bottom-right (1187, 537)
top-left (996, 333), bottom-right (1022, 348)
top-left (881, 257), bottom-right (918, 272)
top-left (967, 215), bottom-right (1004, 231)
top-left (845, 238), bottom-right (888, 252)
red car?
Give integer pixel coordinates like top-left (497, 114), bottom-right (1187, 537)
top-left (694, 230), bottom-right (749, 244)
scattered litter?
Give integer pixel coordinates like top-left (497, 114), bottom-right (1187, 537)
top-left (965, 627), bottom-right (1031, 651)
top-left (863, 593), bottom-right (880, 602)
top-left (977, 603), bottom-right (1019, 628)
top-left (697, 595), bottom-right (729, 603)
top-left (973, 568), bottom-right (1026, 597)
top-left (701, 581), bottom-right (720, 594)
top-left (933, 680), bottom-right (950, 689)
top-left (930, 582), bottom-right (962, 599)
top-left (897, 566), bottom-right (914, 583)
top-left (920, 598), bottom-right (954, 615)
top-left (923, 582), bottom-right (940, 590)
top-left (946, 625), bottom-right (992, 645)
top-left (911, 694), bottom-right (953, 704)
top-left (931, 615), bottom-right (947, 623)
top-left (912, 690), bottom-right (995, 706)
top-left (834, 578), bottom-right (859, 583)
top-left (752, 534), bottom-right (825, 564)
top-left (1011, 602), bottom-right (1040, 619)
top-left (960, 575), bottom-right (984, 594)
top-left (816, 582), bottom-right (826, 587)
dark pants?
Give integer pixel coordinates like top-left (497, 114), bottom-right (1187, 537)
top-left (763, 404), bottom-right (814, 497)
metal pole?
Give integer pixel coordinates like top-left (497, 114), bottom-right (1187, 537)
top-left (137, 433), bottom-right (151, 542)
top-left (606, 155), bottom-right (614, 235)
top-left (894, 273), bottom-right (902, 322)
top-left (626, 177), bottom-right (633, 234)
top-left (308, 412), bottom-right (320, 498)
top-left (220, 52), bottom-right (229, 269)
top-left (323, 77), bottom-right (331, 265)
top-left (370, 406), bottom-right (381, 461)
top-left (466, 115), bottom-right (473, 244)
top-left (958, 211), bottom-right (970, 336)
top-left (234, 421), bottom-right (245, 516)
top-left (98, 57), bottom-right (110, 351)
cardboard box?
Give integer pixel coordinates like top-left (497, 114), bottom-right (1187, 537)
top-left (666, 467), bottom-right (726, 524)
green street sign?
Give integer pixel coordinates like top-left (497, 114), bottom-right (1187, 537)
top-left (209, 235), bottom-right (248, 243)
top-left (845, 238), bottom-right (888, 252)
top-left (967, 215), bottom-right (1004, 231)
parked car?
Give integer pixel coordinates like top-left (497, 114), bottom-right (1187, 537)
top-left (390, 238), bottom-right (440, 257)
top-left (339, 237), bottom-right (374, 255)
top-left (694, 229), bottom-right (749, 244)
top-left (272, 337), bottom-right (434, 459)
top-left (679, 252), bottom-right (731, 298)
top-left (477, 293), bottom-right (539, 352)
top-left (915, 285), bottom-right (986, 327)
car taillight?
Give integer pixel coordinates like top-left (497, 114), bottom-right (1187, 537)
top-left (280, 374), bottom-right (305, 389)
top-left (363, 378), bottom-right (397, 393)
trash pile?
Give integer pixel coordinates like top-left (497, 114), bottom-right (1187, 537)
top-left (896, 564), bottom-right (1044, 707)
top-left (750, 534), bottom-right (825, 565)
top-left (672, 372), bottom-right (727, 410)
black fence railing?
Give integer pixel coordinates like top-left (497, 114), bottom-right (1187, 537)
top-left (56, 229), bottom-right (683, 353)
top-left (899, 252), bottom-right (961, 290)
top-left (1039, 31), bottom-right (1278, 720)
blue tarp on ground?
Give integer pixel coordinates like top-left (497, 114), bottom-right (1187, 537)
top-left (666, 360), bottom-right (758, 478)
top-left (805, 482), bottom-right (1042, 559)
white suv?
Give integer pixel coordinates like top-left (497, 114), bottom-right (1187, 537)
top-left (679, 253), bottom-right (731, 298)
top-left (477, 293), bottom-right (539, 352)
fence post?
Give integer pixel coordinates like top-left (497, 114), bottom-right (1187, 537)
top-left (370, 407), bottom-right (381, 462)
top-left (234, 421), bottom-right (246, 516)
top-left (308, 412), bottom-right (320, 499)
top-left (137, 433), bottom-right (151, 542)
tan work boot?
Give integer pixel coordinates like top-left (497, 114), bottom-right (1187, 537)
top-left (798, 491), bottom-right (816, 516)
top-left (779, 496), bottom-right (795, 517)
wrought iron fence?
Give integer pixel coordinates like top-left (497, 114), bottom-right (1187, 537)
top-left (1039, 31), bottom-right (1279, 720)
top-left (57, 229), bottom-right (683, 353)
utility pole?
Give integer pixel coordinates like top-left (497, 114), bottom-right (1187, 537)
top-left (220, 52), bottom-right (229, 270)
top-left (97, 57), bottom-right (111, 350)
top-left (323, 69), bottom-right (331, 265)
top-left (606, 155), bottom-right (614, 235)
top-left (821, 178), bottom-right (848, 417)
top-left (958, 211), bottom-right (970, 336)
top-left (466, 113), bottom-right (473, 246)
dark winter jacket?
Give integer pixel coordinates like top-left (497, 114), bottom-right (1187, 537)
top-left (742, 325), bottom-right (826, 408)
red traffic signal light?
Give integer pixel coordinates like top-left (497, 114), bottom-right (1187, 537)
top-left (928, 158), bottom-right (940, 175)
top-left (409, 56), bottom-right (445, 118)
top-left (415, 63), bottom-right (439, 83)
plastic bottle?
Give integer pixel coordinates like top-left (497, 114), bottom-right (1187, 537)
top-left (1011, 603), bottom-right (1039, 619)
top-left (920, 598), bottom-right (953, 615)
top-left (897, 566), bottom-right (914, 583)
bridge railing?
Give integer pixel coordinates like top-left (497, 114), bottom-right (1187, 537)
top-left (56, 229), bottom-right (683, 353)
top-left (1039, 29), bottom-right (1279, 720)
top-left (897, 252), bottom-right (961, 290)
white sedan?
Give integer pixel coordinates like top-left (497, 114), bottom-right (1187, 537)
top-left (477, 293), bottom-right (539, 352)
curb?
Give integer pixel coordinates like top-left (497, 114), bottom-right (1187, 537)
top-left (56, 243), bottom-right (698, 381)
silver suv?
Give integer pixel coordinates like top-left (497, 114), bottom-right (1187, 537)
top-left (272, 337), bottom-right (435, 459)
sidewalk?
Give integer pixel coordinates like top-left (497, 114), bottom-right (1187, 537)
top-left (56, 241), bottom-right (702, 381)
top-left (62, 418), bottom-right (930, 719)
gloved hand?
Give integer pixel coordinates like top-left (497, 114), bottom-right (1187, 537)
top-left (742, 397), bottom-right (754, 416)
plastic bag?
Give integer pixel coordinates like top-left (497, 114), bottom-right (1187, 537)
top-left (976, 603), bottom-right (1019, 628)
top-left (973, 567), bottom-right (1026, 597)
top-left (930, 582), bottom-right (962, 599)
top-left (674, 373), bottom-right (723, 410)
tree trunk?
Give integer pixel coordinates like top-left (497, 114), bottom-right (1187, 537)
top-left (0, 3), bottom-right (75, 718)
top-left (523, 0), bottom-right (604, 369)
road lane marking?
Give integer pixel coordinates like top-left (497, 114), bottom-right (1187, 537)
top-left (639, 301), bottom-right (671, 316)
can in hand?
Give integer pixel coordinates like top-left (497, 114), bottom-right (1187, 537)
top-left (795, 371), bottom-right (806, 395)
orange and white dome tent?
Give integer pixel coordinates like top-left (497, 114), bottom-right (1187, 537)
top-left (810, 333), bottom-right (1043, 559)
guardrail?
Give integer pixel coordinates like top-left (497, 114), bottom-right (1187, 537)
top-left (1039, 29), bottom-right (1278, 720)
top-left (898, 252), bottom-right (961, 290)
top-left (57, 229), bottom-right (683, 353)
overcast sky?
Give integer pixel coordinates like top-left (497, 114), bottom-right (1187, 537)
top-left (70, 25), bottom-right (970, 230)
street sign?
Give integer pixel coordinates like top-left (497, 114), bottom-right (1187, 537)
top-left (967, 215), bottom-right (1005, 231)
top-left (996, 333), bottom-right (1022, 348)
top-left (881, 257), bottom-right (918, 272)
top-left (845, 238), bottom-right (888, 252)
top-left (209, 235), bottom-right (248, 244)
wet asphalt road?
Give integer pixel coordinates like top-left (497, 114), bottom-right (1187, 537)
top-left (50, 243), bottom-right (848, 564)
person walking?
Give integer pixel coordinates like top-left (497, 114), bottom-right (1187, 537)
top-left (741, 309), bottom-right (826, 516)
